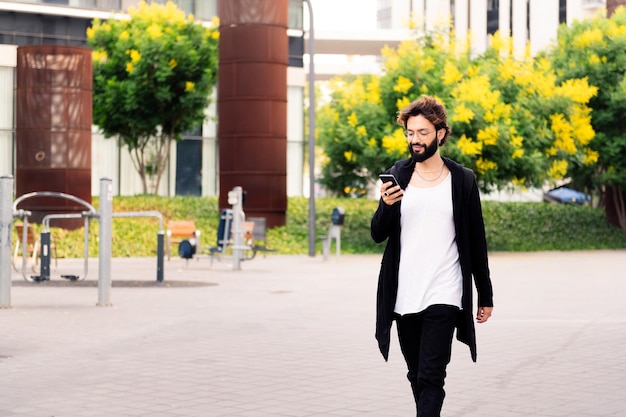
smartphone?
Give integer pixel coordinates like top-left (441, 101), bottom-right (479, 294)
top-left (379, 174), bottom-right (399, 188)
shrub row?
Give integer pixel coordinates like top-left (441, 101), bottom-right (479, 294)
top-left (28, 196), bottom-right (626, 258)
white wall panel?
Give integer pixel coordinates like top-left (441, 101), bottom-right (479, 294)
top-left (454, 0), bottom-right (469, 50)
top-left (0, 45), bottom-right (17, 68)
top-left (0, 67), bottom-right (14, 176)
top-left (91, 132), bottom-right (119, 195)
top-left (499, 0), bottom-right (512, 36)
top-left (0, 67), bottom-right (14, 130)
top-left (287, 84), bottom-right (304, 196)
top-left (201, 97), bottom-right (218, 197)
top-left (530, 0), bottom-right (559, 55)
top-left (425, 0), bottom-right (449, 31)
top-left (0, 131), bottom-right (12, 177)
top-left (470, 0), bottom-right (488, 54)
top-left (512, 0), bottom-right (529, 58)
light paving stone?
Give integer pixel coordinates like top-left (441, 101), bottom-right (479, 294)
top-left (1, 251), bottom-right (625, 416)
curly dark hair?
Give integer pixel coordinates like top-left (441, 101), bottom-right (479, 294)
top-left (396, 96), bottom-right (452, 146)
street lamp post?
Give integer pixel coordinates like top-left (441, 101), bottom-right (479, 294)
top-left (304, 0), bottom-right (316, 257)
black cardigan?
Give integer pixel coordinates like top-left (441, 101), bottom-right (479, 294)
top-left (371, 157), bottom-right (494, 362)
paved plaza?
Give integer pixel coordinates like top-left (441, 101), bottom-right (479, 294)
top-left (1, 250), bottom-right (625, 416)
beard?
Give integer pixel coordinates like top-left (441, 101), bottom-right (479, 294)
top-left (408, 138), bottom-right (439, 163)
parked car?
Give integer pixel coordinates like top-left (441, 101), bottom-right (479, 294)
top-left (543, 186), bottom-right (591, 206)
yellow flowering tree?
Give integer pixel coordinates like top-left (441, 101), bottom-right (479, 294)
top-left (545, 7), bottom-right (626, 235)
top-left (317, 75), bottom-right (398, 196)
top-left (88, 1), bottom-right (219, 193)
top-left (379, 28), bottom-right (598, 192)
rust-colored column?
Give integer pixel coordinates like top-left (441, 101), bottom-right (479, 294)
top-left (15, 45), bottom-right (92, 229)
top-left (218, 0), bottom-right (288, 227)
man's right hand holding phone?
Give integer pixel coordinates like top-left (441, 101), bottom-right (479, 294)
top-left (380, 179), bottom-right (403, 206)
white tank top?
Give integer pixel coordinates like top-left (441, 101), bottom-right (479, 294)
top-left (394, 173), bottom-right (463, 315)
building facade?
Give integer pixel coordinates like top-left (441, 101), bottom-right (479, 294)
top-left (0, 0), bottom-right (306, 198)
top-left (376, 0), bottom-right (606, 56)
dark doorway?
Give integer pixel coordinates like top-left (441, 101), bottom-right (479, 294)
top-left (175, 139), bottom-right (202, 196)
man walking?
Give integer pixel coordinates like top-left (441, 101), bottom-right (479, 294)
top-left (371, 95), bottom-right (494, 416)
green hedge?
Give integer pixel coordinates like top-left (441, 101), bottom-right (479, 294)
top-left (21, 195), bottom-right (626, 258)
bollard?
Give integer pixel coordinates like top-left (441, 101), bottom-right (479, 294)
top-left (97, 178), bottom-right (113, 306)
top-left (228, 186), bottom-right (244, 270)
top-left (157, 231), bottom-right (164, 283)
top-left (0, 175), bottom-right (13, 308)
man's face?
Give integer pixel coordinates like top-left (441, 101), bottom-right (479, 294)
top-left (406, 114), bottom-right (439, 163)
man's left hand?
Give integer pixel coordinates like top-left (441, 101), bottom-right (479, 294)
top-left (476, 306), bottom-right (493, 323)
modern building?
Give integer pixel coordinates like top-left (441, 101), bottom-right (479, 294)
top-left (376, 0), bottom-right (606, 56)
top-left (306, 0), bottom-right (606, 97)
top-left (0, 0), bottom-right (307, 199)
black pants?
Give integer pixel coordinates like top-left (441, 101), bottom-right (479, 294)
top-left (396, 304), bottom-right (458, 417)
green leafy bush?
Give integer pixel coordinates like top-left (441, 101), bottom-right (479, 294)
top-left (35, 196), bottom-right (625, 258)
top-left (481, 201), bottom-right (625, 251)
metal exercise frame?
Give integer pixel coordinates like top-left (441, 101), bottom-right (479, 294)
top-left (0, 177), bottom-right (165, 309)
top-left (200, 187), bottom-right (256, 270)
top-left (12, 191), bottom-right (97, 283)
top-left (39, 213), bottom-right (90, 281)
top-left (111, 210), bottom-right (165, 284)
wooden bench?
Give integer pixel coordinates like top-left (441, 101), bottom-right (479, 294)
top-left (166, 220), bottom-right (199, 260)
top-left (247, 217), bottom-right (276, 256)
top-left (202, 211), bottom-right (274, 266)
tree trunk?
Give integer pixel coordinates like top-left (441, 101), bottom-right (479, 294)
top-left (151, 135), bottom-right (172, 195)
top-left (607, 0), bottom-right (626, 16)
top-left (603, 4), bottom-right (626, 236)
top-left (130, 144), bottom-right (149, 194)
top-left (126, 136), bottom-right (172, 195)
top-left (606, 185), bottom-right (626, 237)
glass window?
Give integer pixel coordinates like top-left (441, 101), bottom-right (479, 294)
top-left (0, 12), bottom-right (15, 32)
top-left (376, 0), bottom-right (392, 29)
top-left (193, 0), bottom-right (217, 20)
top-left (176, 0), bottom-right (193, 14)
top-left (16, 14), bottom-right (41, 35)
top-left (5, 14), bottom-right (91, 46)
top-left (487, 0), bottom-right (499, 34)
top-left (68, 18), bottom-right (89, 39)
top-left (42, 16), bottom-right (66, 36)
top-left (159, 0), bottom-right (216, 20)
top-left (289, 0), bottom-right (303, 30)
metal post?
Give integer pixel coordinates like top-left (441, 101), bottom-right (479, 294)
top-left (156, 231), bottom-right (164, 283)
top-left (231, 186), bottom-right (243, 270)
top-left (0, 175), bottom-right (13, 308)
top-left (304, 0), bottom-right (316, 257)
top-left (20, 217), bottom-right (29, 276)
top-left (83, 215), bottom-right (90, 280)
top-left (98, 178), bottom-right (113, 306)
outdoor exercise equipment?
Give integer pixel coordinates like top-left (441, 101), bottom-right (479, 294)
top-left (0, 176), bottom-right (165, 309)
top-left (12, 191), bottom-right (97, 283)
